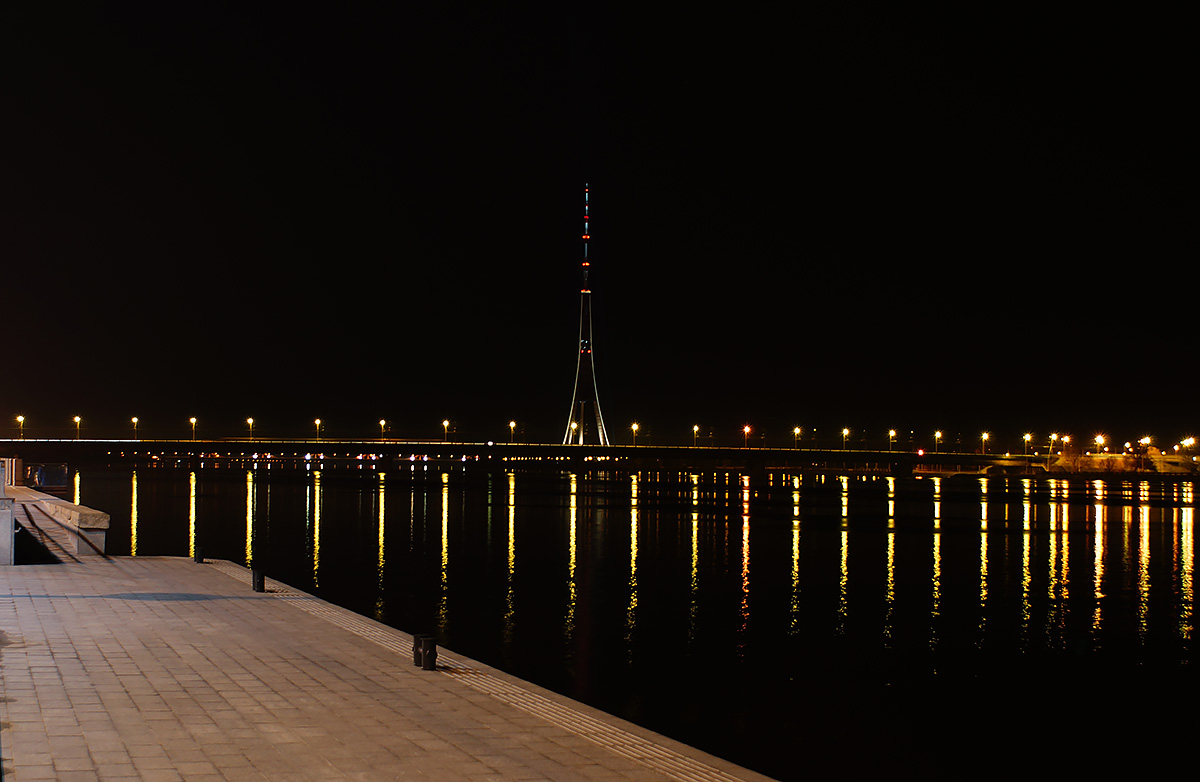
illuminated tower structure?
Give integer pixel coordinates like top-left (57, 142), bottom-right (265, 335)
top-left (562, 184), bottom-right (610, 445)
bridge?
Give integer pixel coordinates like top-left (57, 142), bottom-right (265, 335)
top-left (4, 438), bottom-right (1193, 478)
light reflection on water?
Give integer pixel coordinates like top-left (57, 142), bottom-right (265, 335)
top-left (75, 465), bottom-right (1199, 781)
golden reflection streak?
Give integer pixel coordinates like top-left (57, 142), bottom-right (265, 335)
top-left (840, 476), bottom-right (849, 528)
top-left (377, 472), bottom-right (386, 619)
top-left (188, 471), bottom-right (197, 559)
top-left (932, 476), bottom-right (941, 531)
top-left (440, 473), bottom-right (449, 630)
top-left (884, 528), bottom-right (894, 645)
top-left (691, 474), bottom-right (700, 643)
top-left (245, 469), bottom-right (254, 568)
top-left (1181, 502), bottom-right (1194, 640)
top-left (979, 512), bottom-right (988, 644)
top-left (886, 476), bottom-right (895, 529)
top-left (741, 492), bottom-right (750, 640)
top-left (1022, 495), bottom-right (1031, 642)
top-left (838, 528), bottom-right (848, 636)
top-left (1093, 480), bottom-right (1105, 633)
top-left (312, 470), bottom-right (322, 586)
top-left (130, 470), bottom-right (138, 557)
top-left (505, 472), bottom-right (515, 644)
top-left (931, 529), bottom-right (941, 651)
top-left (1138, 499), bottom-right (1150, 641)
top-left (789, 516), bottom-right (800, 636)
top-left (1049, 479), bottom-right (1060, 601)
top-left (627, 474), bottom-right (639, 655)
top-left (565, 474), bottom-right (577, 641)
top-left (979, 477), bottom-right (988, 530)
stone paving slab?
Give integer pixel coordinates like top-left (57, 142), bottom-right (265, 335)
top-left (0, 557), bottom-right (776, 781)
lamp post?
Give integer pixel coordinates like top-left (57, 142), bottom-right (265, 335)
top-left (842, 428), bottom-right (849, 449)
top-left (509, 421), bottom-right (516, 443)
top-left (693, 424), bottom-right (700, 447)
top-left (744, 425), bottom-right (751, 448)
top-left (934, 431), bottom-right (942, 453)
top-left (570, 421), bottom-right (578, 442)
top-left (315, 419), bottom-right (322, 439)
top-left (1023, 433), bottom-right (1032, 455)
top-left (443, 419), bottom-right (450, 442)
top-left (246, 418), bottom-right (254, 438)
top-left (17, 415), bottom-right (24, 439)
top-left (190, 417), bottom-right (197, 440)
top-left (380, 419), bottom-right (387, 437)
top-left (794, 427), bottom-right (801, 447)
top-left (132, 417), bottom-right (139, 439)
top-left (74, 416), bottom-right (81, 440)
top-left (888, 429), bottom-right (896, 452)
top-left (981, 432), bottom-right (989, 454)
top-left (1094, 434), bottom-right (1105, 453)
top-left (631, 422), bottom-right (639, 446)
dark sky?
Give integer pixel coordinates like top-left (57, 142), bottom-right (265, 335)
top-left (5, 3), bottom-right (1198, 447)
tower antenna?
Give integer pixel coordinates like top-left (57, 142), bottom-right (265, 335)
top-left (563, 183), bottom-right (610, 445)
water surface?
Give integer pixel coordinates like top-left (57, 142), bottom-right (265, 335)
top-left (73, 462), bottom-right (1198, 780)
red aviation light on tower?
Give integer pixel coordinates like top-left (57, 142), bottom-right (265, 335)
top-left (563, 182), bottom-right (609, 446)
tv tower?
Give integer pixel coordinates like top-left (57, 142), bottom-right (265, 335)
top-left (562, 183), bottom-right (610, 445)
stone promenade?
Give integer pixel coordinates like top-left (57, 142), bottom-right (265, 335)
top-left (0, 557), bottom-right (776, 781)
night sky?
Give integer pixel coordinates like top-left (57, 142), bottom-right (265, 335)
top-left (6, 3), bottom-right (1198, 447)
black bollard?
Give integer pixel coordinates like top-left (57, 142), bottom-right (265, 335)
top-left (413, 634), bottom-right (434, 667)
top-left (251, 569), bottom-right (265, 592)
top-left (193, 546), bottom-right (204, 564)
top-left (419, 635), bottom-right (438, 670)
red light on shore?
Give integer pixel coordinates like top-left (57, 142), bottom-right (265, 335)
top-left (582, 234), bottom-right (590, 239)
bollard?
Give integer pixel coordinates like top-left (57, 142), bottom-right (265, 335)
top-left (412, 634), bottom-right (426, 666)
top-left (251, 568), bottom-right (265, 592)
top-left (193, 546), bottom-right (204, 564)
top-left (419, 635), bottom-right (438, 670)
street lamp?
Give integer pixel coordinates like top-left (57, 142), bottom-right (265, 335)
top-left (981, 432), bottom-right (989, 454)
top-left (1023, 433), bottom-right (1032, 455)
top-left (132, 417), bottom-right (139, 439)
top-left (842, 428), bottom-right (849, 449)
top-left (315, 419), bottom-right (322, 439)
top-left (509, 421), bottom-right (516, 443)
top-left (74, 416), bottom-right (81, 440)
top-left (380, 419), bottom-right (387, 437)
top-left (934, 431), bottom-right (942, 453)
top-left (794, 427), bottom-right (801, 447)
top-left (631, 422), bottom-right (639, 445)
top-left (1094, 434), bottom-right (1105, 453)
top-left (693, 424), bottom-right (700, 446)
top-left (744, 425), bottom-right (751, 448)
top-left (443, 419), bottom-right (450, 442)
top-left (17, 415), bottom-right (24, 439)
top-left (888, 429), bottom-right (896, 451)
top-left (570, 421), bottom-right (578, 443)
top-left (190, 417), bottom-right (197, 440)
top-left (246, 418), bottom-right (254, 438)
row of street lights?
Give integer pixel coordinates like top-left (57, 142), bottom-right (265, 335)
top-left (8, 415), bottom-right (510, 443)
top-left (9, 415), bottom-right (1196, 454)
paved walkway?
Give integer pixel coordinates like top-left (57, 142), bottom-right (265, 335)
top-left (0, 557), bottom-right (776, 781)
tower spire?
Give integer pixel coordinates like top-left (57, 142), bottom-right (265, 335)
top-left (563, 183), bottom-right (610, 445)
